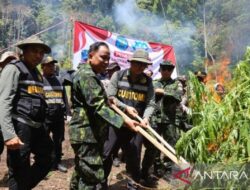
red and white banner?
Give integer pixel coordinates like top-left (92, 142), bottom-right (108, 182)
top-left (73, 21), bottom-right (176, 78)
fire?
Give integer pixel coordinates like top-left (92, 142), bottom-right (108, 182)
top-left (205, 56), bottom-right (231, 85)
top-left (204, 56), bottom-right (231, 103)
top-left (216, 57), bottom-right (231, 85)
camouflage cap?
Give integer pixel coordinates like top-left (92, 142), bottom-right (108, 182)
top-left (160, 61), bottom-right (175, 67)
top-left (128, 49), bottom-right (152, 65)
top-left (106, 61), bottom-right (121, 71)
top-left (17, 36), bottom-right (51, 54)
top-left (41, 56), bottom-right (57, 65)
top-left (0, 51), bottom-right (18, 63)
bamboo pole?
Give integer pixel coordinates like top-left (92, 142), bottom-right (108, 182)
top-left (110, 104), bottom-right (189, 169)
top-left (137, 126), bottom-right (180, 165)
top-left (134, 115), bottom-right (188, 164)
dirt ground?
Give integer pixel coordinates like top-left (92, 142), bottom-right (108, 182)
top-left (0, 127), bottom-right (174, 190)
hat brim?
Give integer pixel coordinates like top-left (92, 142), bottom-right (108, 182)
top-left (128, 58), bottom-right (152, 65)
top-left (0, 55), bottom-right (17, 63)
top-left (17, 43), bottom-right (51, 54)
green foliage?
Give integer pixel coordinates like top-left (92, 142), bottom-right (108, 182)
top-left (1, 0), bottom-right (250, 73)
top-left (60, 57), bottom-right (73, 70)
top-left (95, 16), bottom-right (116, 31)
top-left (165, 0), bottom-right (203, 22)
top-left (204, 0), bottom-right (250, 64)
top-left (176, 47), bottom-right (250, 164)
top-left (61, 0), bottom-right (86, 11)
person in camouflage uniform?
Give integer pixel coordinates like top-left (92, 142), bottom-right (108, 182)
top-left (151, 61), bottom-right (183, 177)
top-left (69, 42), bottom-right (141, 190)
top-left (141, 61), bottom-right (183, 182)
top-left (176, 75), bottom-right (192, 131)
top-left (104, 49), bottom-right (155, 190)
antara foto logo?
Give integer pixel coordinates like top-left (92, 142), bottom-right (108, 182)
top-left (172, 167), bottom-right (192, 185)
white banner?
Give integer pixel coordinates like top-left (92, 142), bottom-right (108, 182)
top-left (73, 21), bottom-right (176, 78)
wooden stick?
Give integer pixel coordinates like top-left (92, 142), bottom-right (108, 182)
top-left (110, 104), bottom-right (188, 168)
top-left (134, 115), bottom-right (188, 164)
top-left (137, 126), bottom-right (181, 165)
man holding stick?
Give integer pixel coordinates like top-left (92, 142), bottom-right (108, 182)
top-left (104, 49), bottom-right (155, 190)
top-left (68, 42), bottom-right (141, 190)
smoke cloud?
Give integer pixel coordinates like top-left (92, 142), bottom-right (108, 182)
top-left (113, 0), bottom-right (197, 75)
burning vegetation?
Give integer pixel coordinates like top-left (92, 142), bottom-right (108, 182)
top-left (176, 47), bottom-right (250, 164)
top-left (174, 47), bottom-right (250, 188)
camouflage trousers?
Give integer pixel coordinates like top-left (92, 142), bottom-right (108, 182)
top-left (70, 143), bottom-right (105, 190)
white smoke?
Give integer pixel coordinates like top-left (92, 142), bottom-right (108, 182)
top-left (114, 0), bottom-right (141, 29)
top-left (113, 0), bottom-right (197, 75)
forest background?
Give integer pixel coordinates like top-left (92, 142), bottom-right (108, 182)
top-left (1, 0), bottom-right (250, 76)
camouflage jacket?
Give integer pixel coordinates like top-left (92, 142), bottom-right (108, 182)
top-left (69, 64), bottom-right (124, 144)
top-left (152, 78), bottom-right (183, 125)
